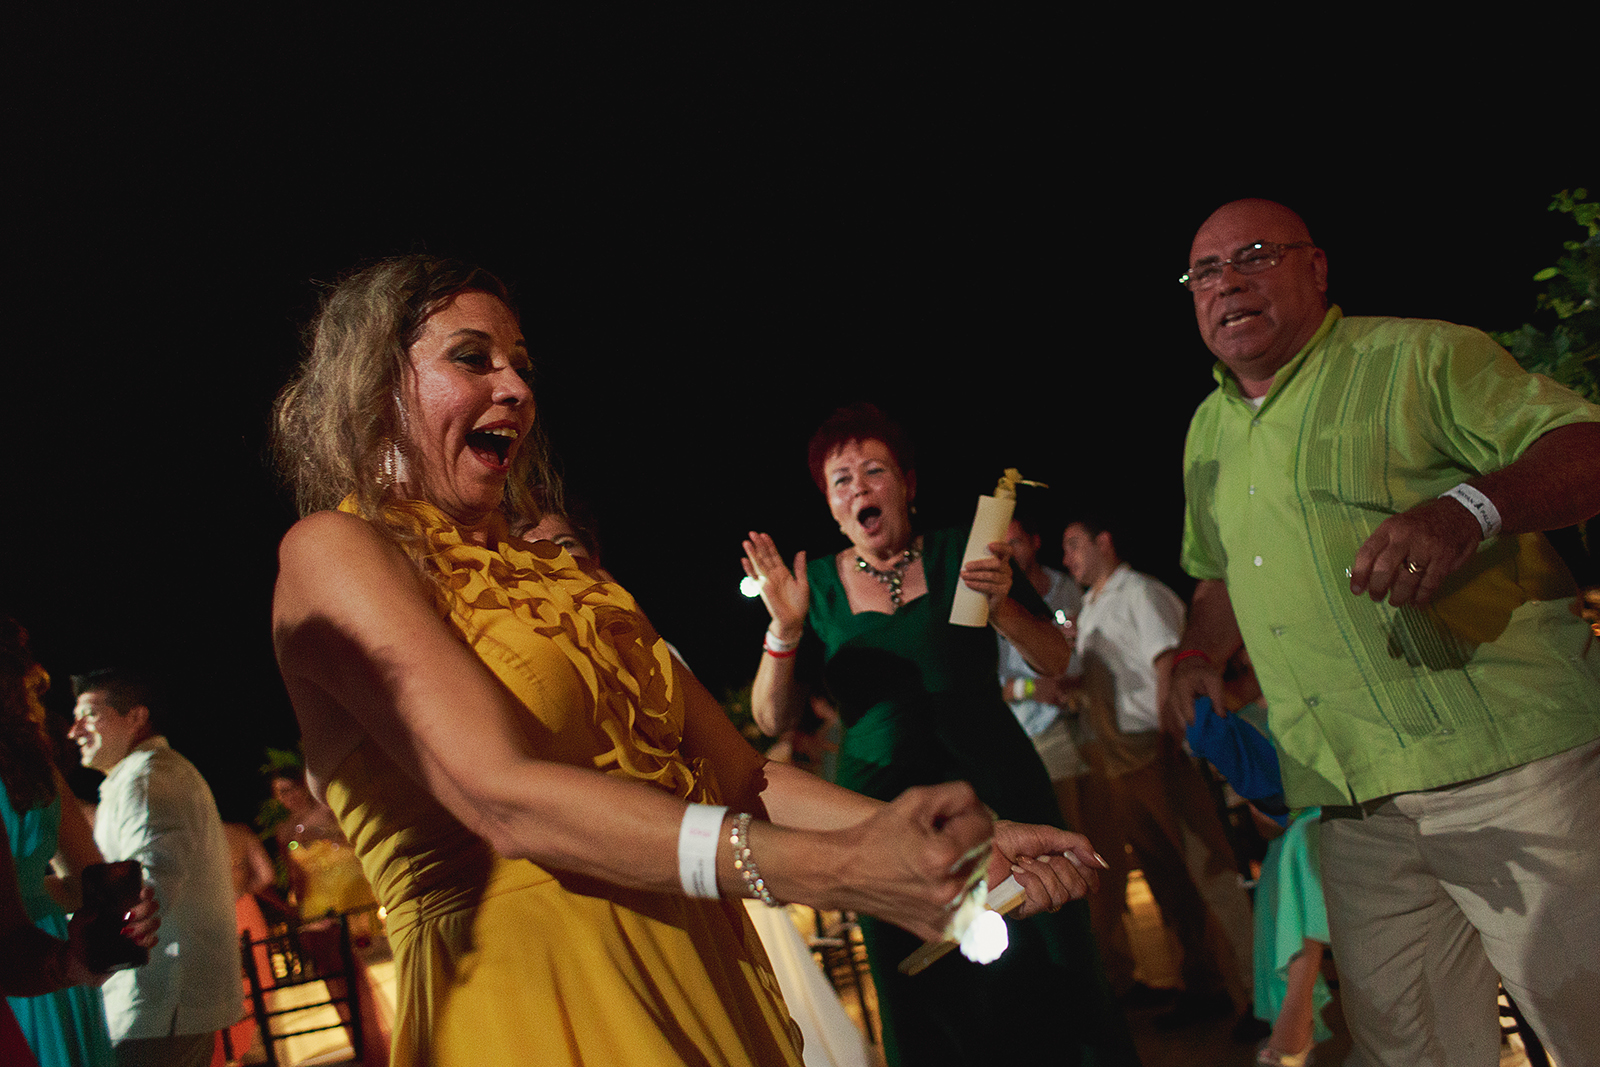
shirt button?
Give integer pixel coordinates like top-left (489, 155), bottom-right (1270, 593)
top-left (1248, 485), bottom-right (1256, 495)
top-left (1271, 626), bottom-right (1285, 636)
top-left (1305, 697), bottom-right (1319, 707)
top-left (1254, 555), bottom-right (1264, 566)
top-left (1252, 418), bottom-right (1261, 427)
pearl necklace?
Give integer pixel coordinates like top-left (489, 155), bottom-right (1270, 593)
top-left (855, 542), bottom-right (922, 609)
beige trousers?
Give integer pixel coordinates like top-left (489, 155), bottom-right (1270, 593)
top-left (1321, 736), bottom-right (1600, 1067)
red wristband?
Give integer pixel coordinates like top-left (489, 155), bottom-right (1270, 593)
top-left (763, 647), bottom-right (796, 659)
top-left (1173, 649), bottom-right (1212, 667)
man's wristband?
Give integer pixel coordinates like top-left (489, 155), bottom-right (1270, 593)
top-left (1173, 649), bottom-right (1212, 669)
top-left (1439, 483), bottom-right (1501, 539)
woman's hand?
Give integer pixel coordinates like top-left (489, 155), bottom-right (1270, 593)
top-left (121, 885), bottom-right (160, 950)
top-left (986, 820), bottom-right (1106, 918)
top-left (960, 541), bottom-right (1015, 614)
top-left (742, 532), bottom-right (810, 641)
top-left (63, 885), bottom-right (159, 988)
top-left (816, 782), bottom-right (994, 943)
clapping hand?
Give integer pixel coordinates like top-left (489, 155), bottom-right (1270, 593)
top-left (742, 532), bottom-right (810, 640)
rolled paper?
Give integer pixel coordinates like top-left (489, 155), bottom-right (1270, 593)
top-left (949, 494), bottom-right (1016, 627)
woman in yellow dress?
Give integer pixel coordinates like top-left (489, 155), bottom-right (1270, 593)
top-left (267, 772), bottom-right (376, 922)
top-left (269, 255), bottom-right (1104, 1067)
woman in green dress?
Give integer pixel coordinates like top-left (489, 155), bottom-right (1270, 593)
top-left (743, 404), bottom-right (1140, 1066)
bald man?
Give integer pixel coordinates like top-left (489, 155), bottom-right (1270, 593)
top-left (1166, 199), bottom-right (1600, 1066)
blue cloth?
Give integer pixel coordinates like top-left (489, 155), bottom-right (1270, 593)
top-left (1185, 696), bottom-right (1286, 816)
top-left (2, 786), bottom-right (114, 1067)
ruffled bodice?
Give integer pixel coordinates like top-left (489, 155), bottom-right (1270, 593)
top-left (320, 498), bottom-right (799, 1067)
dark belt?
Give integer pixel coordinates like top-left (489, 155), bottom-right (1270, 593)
top-left (1319, 794), bottom-right (1395, 821)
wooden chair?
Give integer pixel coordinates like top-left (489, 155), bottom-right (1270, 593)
top-left (1499, 987), bottom-right (1551, 1067)
top-left (806, 910), bottom-right (876, 1044)
top-left (241, 912), bottom-right (364, 1066)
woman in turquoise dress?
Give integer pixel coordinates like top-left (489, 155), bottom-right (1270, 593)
top-left (743, 404), bottom-right (1139, 1066)
top-left (1, 618), bottom-right (114, 1067)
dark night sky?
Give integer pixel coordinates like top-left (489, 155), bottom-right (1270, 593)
top-left (2, 11), bottom-right (1592, 821)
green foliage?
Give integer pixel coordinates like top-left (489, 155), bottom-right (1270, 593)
top-left (1492, 188), bottom-right (1599, 403)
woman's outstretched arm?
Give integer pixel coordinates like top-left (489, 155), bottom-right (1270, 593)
top-left (274, 511), bottom-right (994, 941)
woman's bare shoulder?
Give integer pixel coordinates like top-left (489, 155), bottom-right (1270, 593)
top-left (275, 511), bottom-right (419, 601)
top-left (278, 508), bottom-right (387, 562)
top-left (272, 509), bottom-right (432, 655)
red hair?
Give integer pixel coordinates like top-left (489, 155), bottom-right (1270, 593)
top-left (805, 404), bottom-right (915, 493)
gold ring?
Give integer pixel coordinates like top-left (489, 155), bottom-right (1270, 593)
top-left (1405, 560), bottom-right (1421, 574)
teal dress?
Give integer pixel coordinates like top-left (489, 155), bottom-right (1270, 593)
top-left (805, 527), bottom-right (1138, 1066)
top-left (3, 787), bottom-right (114, 1067)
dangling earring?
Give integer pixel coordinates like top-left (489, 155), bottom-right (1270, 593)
top-left (380, 388), bottom-right (412, 492)
top-left (379, 439), bottom-right (410, 489)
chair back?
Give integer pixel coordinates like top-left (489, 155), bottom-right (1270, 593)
top-left (241, 911), bottom-right (365, 1067)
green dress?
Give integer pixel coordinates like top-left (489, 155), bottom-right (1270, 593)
top-left (805, 527), bottom-right (1139, 1066)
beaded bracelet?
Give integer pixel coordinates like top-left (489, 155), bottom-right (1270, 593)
top-left (729, 812), bottom-right (781, 907)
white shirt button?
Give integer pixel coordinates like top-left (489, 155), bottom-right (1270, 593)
top-left (1254, 555), bottom-right (1264, 566)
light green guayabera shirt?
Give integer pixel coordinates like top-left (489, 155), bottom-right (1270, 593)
top-left (1181, 307), bottom-right (1600, 807)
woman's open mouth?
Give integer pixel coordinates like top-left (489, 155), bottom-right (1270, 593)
top-left (857, 505), bottom-right (883, 534)
top-left (467, 426), bottom-right (518, 471)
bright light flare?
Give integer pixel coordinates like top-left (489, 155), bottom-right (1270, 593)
top-left (959, 909), bottom-right (1008, 963)
top-left (739, 576), bottom-right (764, 599)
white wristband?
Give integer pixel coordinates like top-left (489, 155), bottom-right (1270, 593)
top-left (763, 628), bottom-right (801, 654)
top-left (1439, 483), bottom-right (1502, 539)
top-left (678, 803), bottom-right (728, 899)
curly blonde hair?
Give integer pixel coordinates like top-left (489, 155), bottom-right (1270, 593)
top-left (273, 256), bottom-right (560, 565)
top-left (1, 616), bottom-right (58, 812)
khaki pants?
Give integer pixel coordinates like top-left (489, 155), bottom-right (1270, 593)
top-left (1079, 734), bottom-right (1255, 1005)
top-left (1322, 737), bottom-right (1600, 1067)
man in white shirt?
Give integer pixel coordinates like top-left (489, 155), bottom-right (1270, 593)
top-left (1063, 518), bottom-right (1255, 1030)
top-left (69, 670), bottom-right (240, 1067)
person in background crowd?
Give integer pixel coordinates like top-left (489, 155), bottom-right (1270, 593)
top-left (1061, 517), bottom-right (1255, 1032)
top-left (69, 670), bottom-right (239, 1067)
top-left (2, 618), bottom-right (159, 1067)
top-left (996, 512), bottom-right (1088, 832)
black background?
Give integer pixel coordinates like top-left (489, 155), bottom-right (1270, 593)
top-left (3, 10), bottom-right (1591, 820)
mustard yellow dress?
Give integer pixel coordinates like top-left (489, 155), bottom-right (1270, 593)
top-left (323, 500), bottom-right (802, 1067)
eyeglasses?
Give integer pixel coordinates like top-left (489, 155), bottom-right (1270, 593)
top-left (1178, 241), bottom-right (1313, 292)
